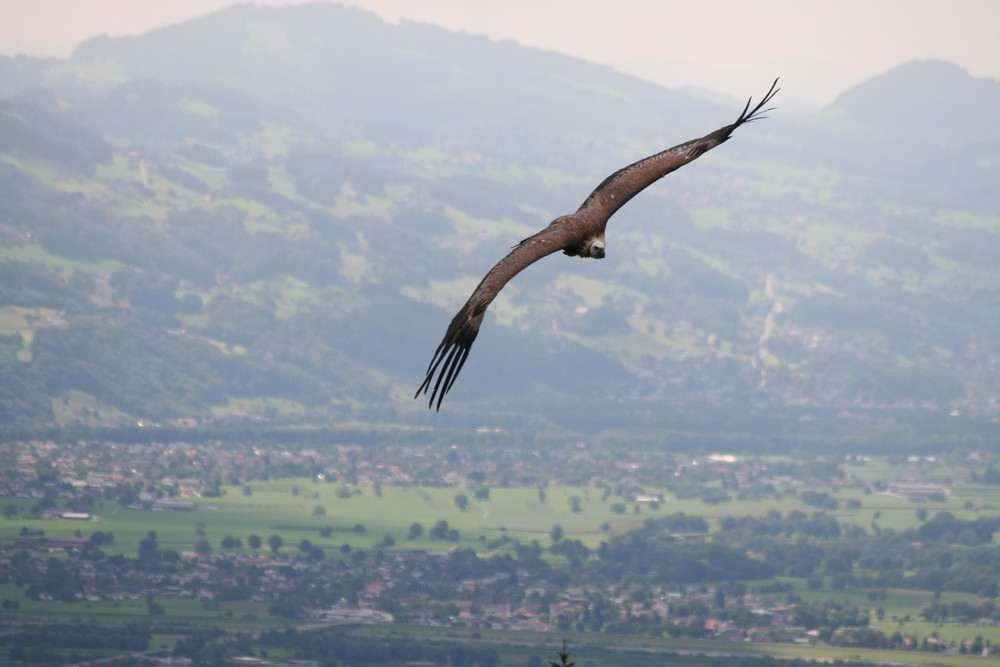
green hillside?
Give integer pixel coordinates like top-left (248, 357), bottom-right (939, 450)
top-left (1, 4), bottom-right (998, 432)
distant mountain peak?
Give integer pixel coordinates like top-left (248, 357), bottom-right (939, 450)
top-left (819, 58), bottom-right (1000, 144)
top-left (61, 1), bottom-right (721, 155)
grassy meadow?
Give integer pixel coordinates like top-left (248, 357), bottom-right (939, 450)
top-left (5, 455), bottom-right (1000, 559)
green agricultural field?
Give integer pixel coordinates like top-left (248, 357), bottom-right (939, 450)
top-left (0, 242), bottom-right (123, 277)
top-left (2, 583), bottom-right (272, 629)
top-left (7, 466), bottom-right (997, 560)
top-left (783, 579), bottom-right (1000, 647)
top-left (198, 480), bottom-right (655, 553)
top-left (0, 482), bottom-right (653, 559)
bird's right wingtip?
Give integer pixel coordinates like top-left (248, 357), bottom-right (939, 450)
top-left (735, 78), bottom-right (781, 128)
top-left (414, 337), bottom-right (473, 411)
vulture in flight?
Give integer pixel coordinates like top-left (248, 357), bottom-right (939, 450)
top-left (416, 79), bottom-right (779, 410)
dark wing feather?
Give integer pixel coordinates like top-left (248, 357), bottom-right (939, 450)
top-left (577, 78), bottom-right (779, 223)
top-left (415, 226), bottom-right (572, 410)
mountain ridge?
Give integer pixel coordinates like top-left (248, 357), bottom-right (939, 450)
top-left (67, 2), bottom-right (724, 165)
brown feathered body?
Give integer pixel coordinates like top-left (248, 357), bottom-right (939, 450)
top-left (416, 80), bottom-right (779, 409)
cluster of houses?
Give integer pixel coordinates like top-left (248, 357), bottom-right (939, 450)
top-left (2, 525), bottom-right (810, 644)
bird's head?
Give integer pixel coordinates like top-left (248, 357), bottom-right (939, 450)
top-left (588, 240), bottom-right (605, 259)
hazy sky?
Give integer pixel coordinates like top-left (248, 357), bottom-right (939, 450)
top-left (2, 0), bottom-right (998, 106)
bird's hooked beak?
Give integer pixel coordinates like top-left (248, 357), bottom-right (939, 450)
top-left (589, 240), bottom-right (606, 259)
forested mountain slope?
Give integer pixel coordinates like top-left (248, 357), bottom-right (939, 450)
top-left (1, 3), bottom-right (998, 432)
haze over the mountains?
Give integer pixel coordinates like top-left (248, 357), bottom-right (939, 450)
top-left (2, 0), bottom-right (1000, 107)
top-left (1, 3), bottom-right (998, 436)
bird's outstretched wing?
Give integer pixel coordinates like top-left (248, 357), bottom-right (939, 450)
top-left (415, 224), bottom-right (575, 410)
top-left (416, 79), bottom-right (779, 409)
top-left (577, 78), bottom-right (779, 223)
